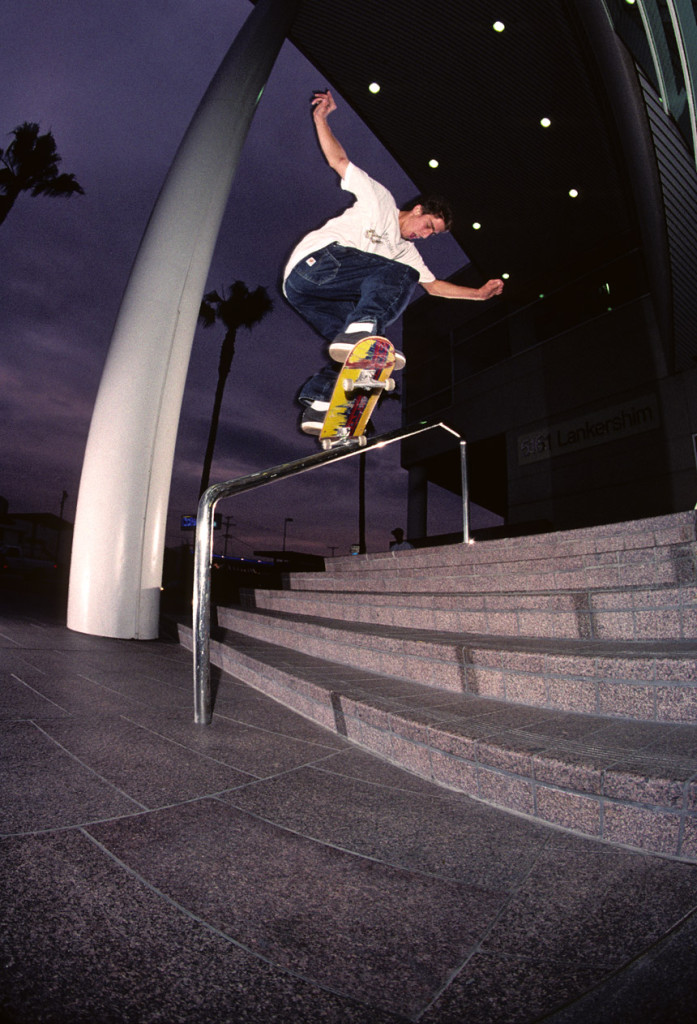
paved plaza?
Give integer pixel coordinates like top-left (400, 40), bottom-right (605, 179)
top-left (2, 585), bottom-right (697, 1023)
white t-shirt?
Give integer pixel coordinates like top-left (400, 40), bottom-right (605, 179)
top-left (283, 162), bottom-right (435, 287)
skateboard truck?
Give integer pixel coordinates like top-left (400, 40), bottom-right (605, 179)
top-left (320, 430), bottom-right (368, 451)
top-left (343, 370), bottom-right (396, 395)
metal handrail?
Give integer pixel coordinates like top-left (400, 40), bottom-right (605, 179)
top-left (192, 420), bottom-right (467, 723)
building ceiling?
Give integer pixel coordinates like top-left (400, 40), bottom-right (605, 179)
top-left (275, 0), bottom-right (637, 300)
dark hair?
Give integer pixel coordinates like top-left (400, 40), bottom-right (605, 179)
top-left (401, 194), bottom-right (453, 232)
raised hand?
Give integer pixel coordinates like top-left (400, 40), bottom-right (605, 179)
top-left (311, 90), bottom-right (337, 123)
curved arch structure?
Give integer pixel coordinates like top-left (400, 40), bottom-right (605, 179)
top-left (67, 0), bottom-right (299, 638)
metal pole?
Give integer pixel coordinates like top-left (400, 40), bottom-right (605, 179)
top-left (193, 492), bottom-right (216, 724)
top-left (282, 517), bottom-right (293, 552)
top-left (460, 439), bottom-right (470, 545)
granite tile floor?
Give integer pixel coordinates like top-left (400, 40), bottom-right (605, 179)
top-left (2, 587), bottom-right (697, 1023)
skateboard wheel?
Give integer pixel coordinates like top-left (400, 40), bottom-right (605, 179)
top-left (320, 438), bottom-right (332, 450)
top-left (384, 378), bottom-right (396, 392)
top-left (357, 434), bottom-right (368, 447)
top-left (343, 379), bottom-right (355, 395)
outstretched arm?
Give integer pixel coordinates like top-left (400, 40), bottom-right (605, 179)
top-left (311, 90), bottom-right (349, 178)
top-left (421, 278), bottom-right (505, 301)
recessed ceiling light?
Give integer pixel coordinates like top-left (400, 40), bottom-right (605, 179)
top-left (502, 273), bottom-right (510, 280)
top-left (428, 158), bottom-right (439, 169)
top-left (540, 117), bottom-right (551, 127)
top-left (493, 21), bottom-right (505, 32)
top-left (368, 82), bottom-right (381, 94)
top-left (472, 222), bottom-right (482, 230)
top-left (569, 188), bottom-right (579, 198)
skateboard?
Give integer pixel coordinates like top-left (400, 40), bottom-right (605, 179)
top-left (319, 336), bottom-right (396, 449)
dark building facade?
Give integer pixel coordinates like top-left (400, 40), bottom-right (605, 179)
top-left (398, 2), bottom-right (697, 537)
top-left (402, 234), bottom-right (696, 535)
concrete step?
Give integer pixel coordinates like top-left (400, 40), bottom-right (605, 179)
top-left (247, 582), bottom-right (697, 641)
top-left (326, 511), bottom-right (697, 572)
top-left (177, 621), bottom-right (697, 863)
top-left (291, 511), bottom-right (697, 594)
top-left (217, 605), bottom-right (697, 724)
top-left (292, 544), bottom-right (697, 593)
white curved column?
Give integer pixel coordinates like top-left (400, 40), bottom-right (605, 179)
top-left (68, 0), bottom-right (299, 638)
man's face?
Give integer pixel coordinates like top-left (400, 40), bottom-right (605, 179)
top-left (400, 205), bottom-right (446, 241)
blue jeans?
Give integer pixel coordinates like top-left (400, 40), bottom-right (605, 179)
top-left (297, 364), bottom-right (338, 406)
top-left (285, 243), bottom-right (420, 342)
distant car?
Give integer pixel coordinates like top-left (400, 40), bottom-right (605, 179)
top-left (0, 545), bottom-right (58, 578)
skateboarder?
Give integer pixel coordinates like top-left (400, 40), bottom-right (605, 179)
top-left (283, 90), bottom-right (504, 434)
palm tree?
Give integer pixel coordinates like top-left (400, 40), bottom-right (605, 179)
top-left (198, 281), bottom-right (273, 497)
top-left (0, 122), bottom-right (84, 225)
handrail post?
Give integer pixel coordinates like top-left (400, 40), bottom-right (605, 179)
top-left (193, 487), bottom-right (217, 724)
top-left (460, 439), bottom-right (470, 545)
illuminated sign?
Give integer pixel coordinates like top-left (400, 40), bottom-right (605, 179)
top-left (180, 514), bottom-right (222, 531)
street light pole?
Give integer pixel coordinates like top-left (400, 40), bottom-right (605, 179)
top-left (282, 517), bottom-right (293, 552)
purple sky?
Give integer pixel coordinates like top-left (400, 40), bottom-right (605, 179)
top-left (1, 0), bottom-right (480, 558)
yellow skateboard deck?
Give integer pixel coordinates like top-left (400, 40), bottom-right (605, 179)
top-left (319, 336), bottom-right (396, 448)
